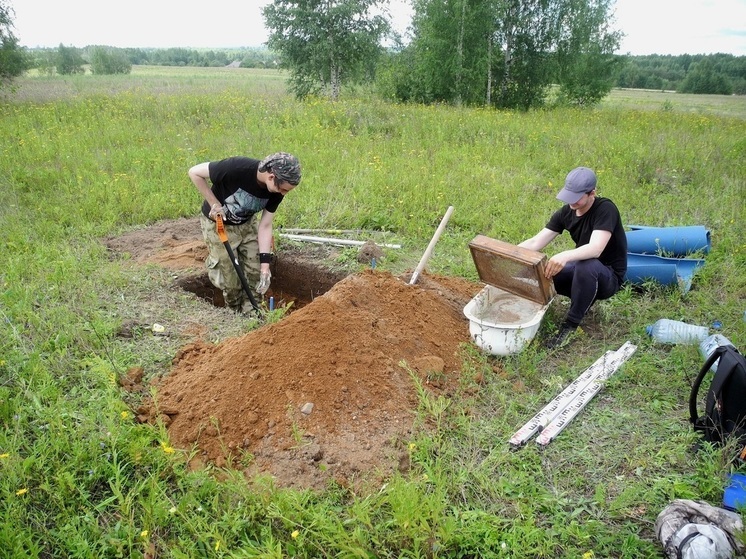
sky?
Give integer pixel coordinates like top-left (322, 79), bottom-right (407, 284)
top-left (10, 0), bottom-right (746, 56)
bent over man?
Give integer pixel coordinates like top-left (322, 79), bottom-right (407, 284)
top-left (188, 152), bottom-right (301, 313)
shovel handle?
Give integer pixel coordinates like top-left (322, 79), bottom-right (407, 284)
top-left (214, 214), bottom-right (261, 315)
top-left (216, 214), bottom-right (229, 243)
top-left (410, 206), bottom-right (454, 285)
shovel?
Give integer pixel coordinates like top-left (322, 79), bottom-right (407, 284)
top-left (215, 214), bottom-right (262, 315)
top-left (409, 206), bottom-right (454, 285)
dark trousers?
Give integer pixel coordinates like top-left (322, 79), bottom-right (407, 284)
top-left (552, 259), bottom-right (621, 325)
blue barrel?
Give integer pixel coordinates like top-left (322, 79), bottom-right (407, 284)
top-left (626, 225), bottom-right (711, 257)
top-left (625, 252), bottom-right (706, 292)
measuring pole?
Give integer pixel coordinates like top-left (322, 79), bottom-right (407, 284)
top-left (509, 351), bottom-right (616, 447)
top-left (509, 341), bottom-right (637, 447)
top-left (535, 341), bottom-right (637, 446)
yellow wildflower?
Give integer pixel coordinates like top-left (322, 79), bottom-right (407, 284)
top-left (16, 488), bottom-right (27, 496)
top-left (140, 530), bottom-right (148, 539)
top-left (0, 453), bottom-right (9, 459)
top-left (291, 530), bottom-right (300, 539)
top-left (160, 442), bottom-right (175, 454)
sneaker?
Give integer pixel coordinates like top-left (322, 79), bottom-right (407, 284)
top-left (546, 323), bottom-right (578, 349)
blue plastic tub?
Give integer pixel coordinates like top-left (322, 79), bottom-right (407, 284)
top-left (724, 473), bottom-right (746, 511)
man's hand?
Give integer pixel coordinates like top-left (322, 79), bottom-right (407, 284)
top-left (256, 270), bottom-right (271, 295)
top-left (209, 203), bottom-right (226, 220)
top-left (544, 252), bottom-right (571, 278)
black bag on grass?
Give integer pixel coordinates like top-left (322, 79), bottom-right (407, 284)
top-left (689, 344), bottom-right (746, 457)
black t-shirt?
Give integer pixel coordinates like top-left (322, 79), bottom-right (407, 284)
top-left (545, 197), bottom-right (628, 281)
top-left (200, 156), bottom-right (284, 225)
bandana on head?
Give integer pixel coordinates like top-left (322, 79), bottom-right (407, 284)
top-left (259, 152), bottom-right (302, 186)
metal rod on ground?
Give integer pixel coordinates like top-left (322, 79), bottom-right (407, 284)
top-left (280, 228), bottom-right (373, 235)
top-left (278, 233), bottom-right (401, 249)
top-left (409, 206), bottom-right (455, 285)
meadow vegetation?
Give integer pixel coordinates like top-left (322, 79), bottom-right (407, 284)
top-left (1, 66), bottom-right (745, 557)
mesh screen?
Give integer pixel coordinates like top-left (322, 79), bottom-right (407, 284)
top-left (468, 235), bottom-right (555, 305)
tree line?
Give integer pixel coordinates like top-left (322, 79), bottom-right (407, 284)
top-left (2, 0), bottom-right (744, 107)
top-left (617, 53), bottom-right (746, 95)
top-left (26, 45), bottom-right (279, 75)
top-left (263, 0), bottom-right (625, 108)
top-left (26, 44), bottom-right (746, 98)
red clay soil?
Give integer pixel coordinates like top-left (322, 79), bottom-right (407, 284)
top-left (120, 220), bottom-right (484, 490)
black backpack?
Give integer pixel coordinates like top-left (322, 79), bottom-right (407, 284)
top-left (689, 344), bottom-right (746, 458)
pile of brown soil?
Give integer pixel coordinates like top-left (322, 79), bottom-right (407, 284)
top-left (139, 270), bottom-right (481, 490)
top-left (107, 218), bottom-right (483, 490)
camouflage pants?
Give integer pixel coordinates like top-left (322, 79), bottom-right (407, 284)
top-left (199, 214), bottom-right (260, 312)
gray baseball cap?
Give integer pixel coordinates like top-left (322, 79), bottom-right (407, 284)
top-left (556, 167), bottom-right (597, 204)
top-left (259, 152), bottom-right (302, 186)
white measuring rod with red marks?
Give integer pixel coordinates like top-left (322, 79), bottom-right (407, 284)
top-left (509, 341), bottom-right (637, 447)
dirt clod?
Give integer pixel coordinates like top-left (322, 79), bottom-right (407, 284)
top-left (357, 240), bottom-right (384, 264)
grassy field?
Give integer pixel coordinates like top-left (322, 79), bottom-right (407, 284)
top-left (1, 67), bottom-right (745, 557)
top-left (602, 88), bottom-right (746, 119)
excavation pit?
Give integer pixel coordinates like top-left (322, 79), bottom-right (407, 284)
top-left (103, 216), bottom-right (351, 311)
top-left (173, 254), bottom-right (349, 311)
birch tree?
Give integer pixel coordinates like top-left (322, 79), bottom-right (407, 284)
top-left (263, 0), bottom-right (389, 100)
top-left (401, 0), bottom-right (620, 108)
top-left (0, 1), bottom-right (29, 87)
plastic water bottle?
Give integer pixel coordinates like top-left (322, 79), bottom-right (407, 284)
top-left (646, 319), bottom-right (709, 344)
top-left (699, 333), bottom-right (734, 372)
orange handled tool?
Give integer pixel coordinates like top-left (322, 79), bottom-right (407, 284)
top-left (215, 214), bottom-right (261, 314)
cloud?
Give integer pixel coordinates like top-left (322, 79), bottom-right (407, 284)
top-left (12, 0), bottom-right (746, 55)
top-left (613, 0), bottom-right (746, 55)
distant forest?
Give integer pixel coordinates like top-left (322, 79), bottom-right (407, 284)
top-left (121, 47), bottom-right (278, 69)
top-left (617, 53), bottom-right (746, 94)
top-left (27, 46), bottom-right (279, 72)
top-left (28, 46), bottom-right (746, 95)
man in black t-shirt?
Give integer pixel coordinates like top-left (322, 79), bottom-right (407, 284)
top-left (188, 153), bottom-right (301, 313)
top-left (519, 167), bottom-right (627, 348)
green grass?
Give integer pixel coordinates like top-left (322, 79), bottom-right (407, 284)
top-left (603, 88), bottom-right (746, 119)
top-left (1, 66), bottom-right (745, 557)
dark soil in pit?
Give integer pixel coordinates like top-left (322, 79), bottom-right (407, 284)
top-left (104, 217), bottom-right (483, 490)
top-left (102, 216), bottom-right (348, 310)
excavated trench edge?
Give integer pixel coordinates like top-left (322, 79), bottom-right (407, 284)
top-left (174, 253), bottom-right (350, 310)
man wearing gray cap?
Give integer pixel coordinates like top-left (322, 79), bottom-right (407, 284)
top-left (188, 152), bottom-right (302, 313)
top-left (519, 167), bottom-right (627, 348)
